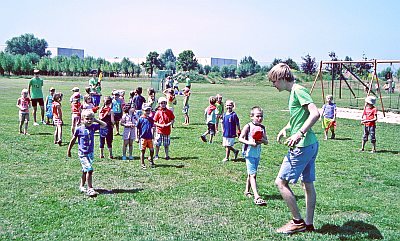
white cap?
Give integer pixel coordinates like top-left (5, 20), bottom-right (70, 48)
top-left (158, 96), bottom-right (167, 104)
top-left (365, 96), bottom-right (376, 105)
top-left (71, 87), bottom-right (80, 92)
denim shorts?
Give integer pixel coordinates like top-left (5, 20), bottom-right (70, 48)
top-left (363, 126), bottom-right (376, 143)
top-left (155, 133), bottom-right (170, 147)
top-left (79, 151), bottom-right (94, 172)
top-left (277, 142), bottom-right (319, 184)
top-left (246, 156), bottom-right (260, 175)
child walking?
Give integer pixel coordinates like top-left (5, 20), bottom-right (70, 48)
top-left (361, 96), bottom-right (377, 153)
top-left (153, 97), bottom-right (175, 160)
top-left (215, 94), bottom-right (224, 132)
top-left (221, 100), bottom-right (241, 162)
top-left (99, 96), bottom-right (115, 158)
top-left (238, 106), bottom-right (268, 206)
top-left (182, 87), bottom-right (191, 125)
top-left (200, 96), bottom-right (217, 143)
top-left (321, 95), bottom-right (337, 140)
top-left (45, 87), bottom-right (55, 125)
top-left (136, 104), bottom-right (155, 169)
top-left (52, 93), bottom-right (63, 146)
top-left (67, 109), bottom-right (107, 197)
top-left (71, 93), bottom-right (82, 136)
top-left (16, 89), bottom-right (31, 135)
top-left (121, 105), bottom-right (138, 160)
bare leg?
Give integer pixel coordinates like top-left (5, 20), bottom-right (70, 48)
top-left (303, 182), bottom-right (316, 225)
top-left (155, 145), bottom-right (160, 157)
top-left (209, 134), bottom-right (214, 143)
top-left (40, 105), bottom-right (45, 122)
top-left (87, 171), bottom-right (93, 189)
top-left (128, 139), bottom-right (133, 157)
top-left (249, 174), bottom-right (260, 199)
top-left (361, 140), bottom-right (366, 151)
top-left (122, 140), bottom-right (128, 157)
top-left (140, 150), bottom-right (146, 166)
top-left (80, 172), bottom-right (86, 187)
top-left (19, 121), bottom-right (24, 133)
top-left (275, 177), bottom-right (302, 220)
top-left (165, 146), bottom-right (169, 158)
top-left (245, 175), bottom-right (251, 194)
top-left (32, 106), bottom-right (38, 123)
top-left (225, 147), bottom-right (230, 159)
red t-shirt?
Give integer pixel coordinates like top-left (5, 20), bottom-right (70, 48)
top-left (52, 102), bottom-right (61, 119)
top-left (17, 97), bottom-right (30, 113)
top-left (153, 108), bottom-right (175, 135)
top-left (71, 102), bottom-right (82, 115)
top-left (363, 106), bottom-right (377, 127)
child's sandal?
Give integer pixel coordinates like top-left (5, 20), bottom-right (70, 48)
top-left (254, 197), bottom-right (267, 206)
top-left (244, 192), bottom-right (253, 198)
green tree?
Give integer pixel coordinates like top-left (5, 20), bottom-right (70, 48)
top-left (1, 53), bottom-right (14, 75)
top-left (204, 65), bottom-right (211, 75)
top-left (5, 33), bottom-right (48, 57)
top-left (284, 58), bottom-right (299, 71)
top-left (121, 57), bottom-right (132, 77)
top-left (228, 65), bottom-right (237, 78)
top-left (141, 51), bottom-right (163, 77)
top-left (301, 54), bottom-right (317, 75)
top-left (177, 50), bottom-right (198, 71)
top-left (221, 66), bottom-right (229, 78)
top-left (238, 56), bottom-right (260, 77)
top-left (211, 65), bottom-right (220, 73)
top-left (161, 49), bottom-right (176, 73)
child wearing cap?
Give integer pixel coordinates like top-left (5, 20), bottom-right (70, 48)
top-left (70, 87), bottom-right (81, 103)
top-left (71, 93), bottom-right (82, 135)
top-left (238, 106), bottom-right (268, 206)
top-left (16, 89), bottom-right (31, 135)
top-left (153, 97), bottom-right (175, 160)
top-left (136, 104), bottom-right (155, 169)
top-left (361, 96), bottom-right (377, 153)
top-left (321, 95), bottom-right (337, 140)
top-left (45, 87), bottom-right (55, 125)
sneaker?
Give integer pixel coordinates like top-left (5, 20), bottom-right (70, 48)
top-left (330, 133), bottom-right (335, 139)
top-left (150, 161), bottom-right (156, 168)
top-left (33, 122), bottom-right (40, 126)
top-left (165, 156), bottom-right (171, 160)
top-left (154, 155), bottom-right (159, 160)
top-left (129, 156), bottom-right (134, 160)
top-left (276, 219), bottom-right (306, 234)
top-left (87, 188), bottom-right (98, 197)
top-left (122, 156), bottom-right (127, 160)
top-left (222, 158), bottom-right (229, 163)
top-left (79, 186), bottom-right (87, 193)
top-left (200, 135), bottom-right (207, 142)
top-left (109, 155), bottom-right (114, 159)
top-left (41, 120), bottom-right (47, 125)
top-left (234, 149), bottom-right (239, 160)
top-left (305, 224), bottom-right (315, 232)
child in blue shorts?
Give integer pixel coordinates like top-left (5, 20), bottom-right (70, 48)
top-left (239, 106), bottom-right (268, 206)
top-left (67, 109), bottom-right (107, 197)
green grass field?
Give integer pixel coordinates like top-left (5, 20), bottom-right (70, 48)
top-left (0, 76), bottom-right (399, 240)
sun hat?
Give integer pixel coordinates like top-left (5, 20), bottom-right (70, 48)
top-left (142, 104), bottom-right (151, 111)
top-left (71, 87), bottom-right (80, 92)
top-left (365, 96), bottom-right (376, 105)
top-left (33, 69), bottom-right (40, 73)
top-left (158, 96), bottom-right (167, 104)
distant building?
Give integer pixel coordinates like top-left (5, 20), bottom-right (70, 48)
top-left (105, 57), bottom-right (146, 65)
top-left (46, 47), bottom-right (84, 59)
top-left (197, 57), bottom-right (237, 67)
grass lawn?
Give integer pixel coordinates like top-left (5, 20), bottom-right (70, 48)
top-left (0, 76), bottom-right (399, 240)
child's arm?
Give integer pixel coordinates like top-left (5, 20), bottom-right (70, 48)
top-left (16, 99), bottom-right (21, 110)
top-left (57, 105), bottom-right (63, 121)
top-left (67, 135), bottom-right (77, 157)
top-left (45, 96), bottom-right (49, 107)
top-left (261, 130), bottom-right (269, 145)
top-left (95, 118), bottom-right (107, 128)
top-left (110, 111), bottom-right (115, 124)
top-left (120, 115), bottom-right (127, 127)
top-left (238, 124), bottom-right (257, 147)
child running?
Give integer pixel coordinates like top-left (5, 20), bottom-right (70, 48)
top-left (67, 109), bottom-right (107, 197)
top-left (182, 87), bottom-right (191, 125)
top-left (136, 104), bottom-right (155, 169)
top-left (200, 96), bottom-right (217, 143)
top-left (361, 96), bottom-right (378, 153)
top-left (238, 106), bottom-right (268, 206)
top-left (52, 93), bottom-right (63, 146)
top-left (45, 87), bottom-right (55, 125)
top-left (16, 89), bottom-right (31, 135)
top-left (121, 105), bottom-right (138, 160)
top-left (99, 96), bottom-right (115, 159)
top-left (221, 100), bottom-right (241, 162)
top-left (321, 95), bottom-right (337, 140)
top-left (71, 93), bottom-right (82, 136)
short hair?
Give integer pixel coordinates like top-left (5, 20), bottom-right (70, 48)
top-left (250, 106), bottom-right (263, 117)
top-left (82, 109), bottom-right (95, 118)
top-left (147, 88), bottom-right (155, 95)
top-left (326, 95), bottom-right (333, 100)
top-left (136, 86), bottom-right (143, 95)
top-left (225, 99), bottom-right (235, 108)
top-left (209, 96), bottom-right (217, 105)
top-left (53, 92), bottom-right (62, 102)
top-left (267, 63), bottom-right (295, 82)
top-left (84, 94), bottom-right (92, 103)
top-left (21, 88), bottom-right (28, 94)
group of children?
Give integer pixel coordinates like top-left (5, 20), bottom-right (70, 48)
top-left (16, 76), bottom-right (379, 202)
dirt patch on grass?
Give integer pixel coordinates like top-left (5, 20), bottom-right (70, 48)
top-left (336, 107), bottom-right (400, 124)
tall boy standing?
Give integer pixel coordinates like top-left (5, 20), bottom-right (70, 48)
top-left (153, 97), bottom-right (175, 160)
top-left (28, 69), bottom-right (45, 125)
top-left (67, 109), bottom-right (107, 197)
top-left (268, 63), bottom-right (320, 234)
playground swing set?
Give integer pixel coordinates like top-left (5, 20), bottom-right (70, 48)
top-left (310, 59), bottom-right (400, 117)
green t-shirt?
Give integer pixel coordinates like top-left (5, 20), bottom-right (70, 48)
top-left (89, 77), bottom-right (101, 95)
top-left (288, 84), bottom-right (318, 147)
top-left (29, 77), bottom-right (44, 99)
top-left (185, 77), bottom-right (191, 87)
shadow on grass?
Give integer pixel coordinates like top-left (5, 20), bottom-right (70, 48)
top-left (376, 149), bottom-right (399, 154)
top-left (332, 137), bottom-right (353, 141)
top-left (231, 158), bottom-right (246, 163)
top-left (95, 188), bottom-right (144, 195)
top-left (262, 194), bottom-right (304, 200)
top-left (170, 136), bottom-right (181, 140)
top-left (31, 132), bottom-right (52, 136)
top-left (155, 164), bottom-right (185, 168)
top-left (174, 126), bottom-right (195, 130)
top-left (318, 220), bottom-right (383, 240)
top-left (171, 156), bottom-right (199, 161)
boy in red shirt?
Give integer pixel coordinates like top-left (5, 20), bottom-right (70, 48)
top-left (361, 96), bottom-right (377, 153)
top-left (153, 97), bottom-right (175, 160)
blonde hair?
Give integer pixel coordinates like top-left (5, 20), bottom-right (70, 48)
top-left (250, 106), bottom-right (263, 117)
top-left (81, 109), bottom-right (95, 118)
top-left (225, 99), bottom-right (235, 108)
top-left (267, 63), bottom-right (295, 82)
top-left (209, 96), bottom-right (217, 105)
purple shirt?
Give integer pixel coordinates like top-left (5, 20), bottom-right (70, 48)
top-left (137, 116), bottom-right (154, 139)
top-left (322, 103), bottom-right (336, 119)
top-left (74, 124), bottom-right (100, 154)
top-left (222, 112), bottom-right (240, 138)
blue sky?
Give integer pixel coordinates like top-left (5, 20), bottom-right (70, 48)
top-left (1, 0), bottom-right (399, 66)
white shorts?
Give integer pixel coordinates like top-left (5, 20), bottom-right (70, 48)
top-left (222, 137), bottom-right (235, 147)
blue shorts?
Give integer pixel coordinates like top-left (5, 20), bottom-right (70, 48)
top-left (277, 142), bottom-right (319, 184)
top-left (246, 156), bottom-right (260, 175)
top-left (363, 126), bottom-right (376, 143)
top-left (79, 151), bottom-right (94, 172)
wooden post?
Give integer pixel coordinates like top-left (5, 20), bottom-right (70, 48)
top-left (310, 61), bottom-right (322, 94)
top-left (320, 63), bottom-right (325, 103)
top-left (339, 64), bottom-right (342, 99)
top-left (331, 63), bottom-right (335, 96)
top-left (373, 59), bottom-right (386, 117)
